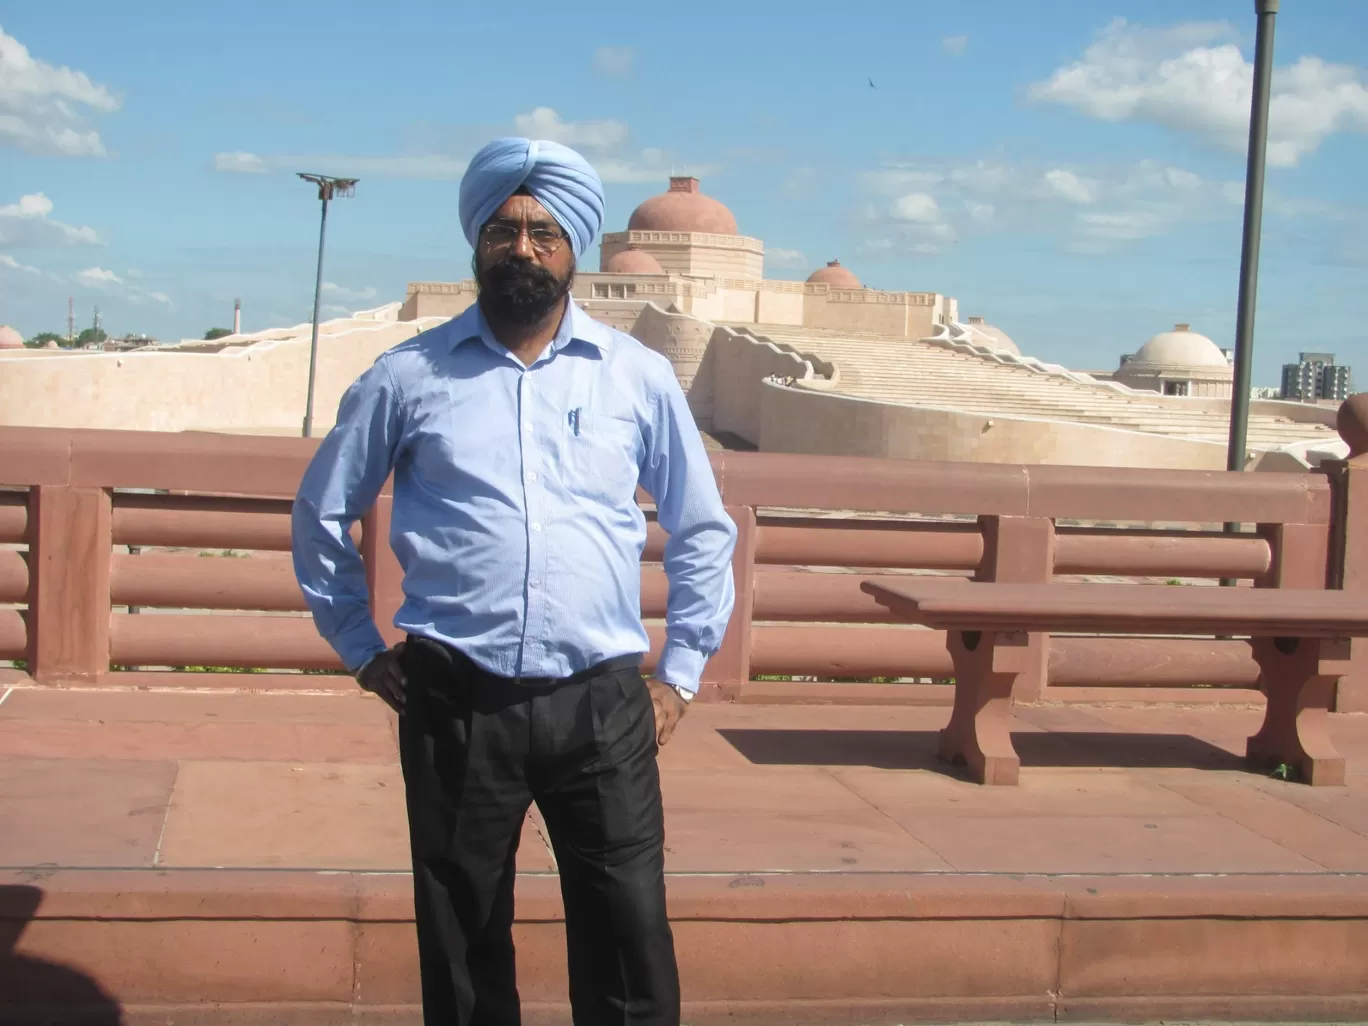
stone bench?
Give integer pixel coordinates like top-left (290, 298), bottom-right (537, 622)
top-left (862, 579), bottom-right (1368, 786)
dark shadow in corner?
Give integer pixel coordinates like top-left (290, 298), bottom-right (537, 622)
top-left (717, 728), bottom-right (1246, 774)
top-left (1, 883), bottom-right (124, 1025)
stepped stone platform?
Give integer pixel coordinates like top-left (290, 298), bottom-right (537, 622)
top-left (740, 324), bottom-right (1338, 451)
top-left (4, 678), bottom-right (1368, 1024)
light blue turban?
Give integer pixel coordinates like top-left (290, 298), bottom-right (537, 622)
top-left (459, 138), bottom-right (605, 259)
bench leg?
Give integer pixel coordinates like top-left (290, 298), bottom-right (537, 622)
top-left (939, 629), bottom-right (1031, 785)
top-left (1247, 637), bottom-right (1351, 787)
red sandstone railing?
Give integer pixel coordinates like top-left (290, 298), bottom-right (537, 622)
top-left (1, 406), bottom-right (1365, 708)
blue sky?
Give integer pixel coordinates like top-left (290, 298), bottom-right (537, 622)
top-left (2, 0), bottom-right (1366, 385)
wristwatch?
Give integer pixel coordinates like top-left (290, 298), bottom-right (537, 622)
top-left (666, 681), bottom-right (695, 703)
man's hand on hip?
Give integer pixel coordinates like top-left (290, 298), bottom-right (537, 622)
top-left (645, 677), bottom-right (688, 746)
top-left (358, 643), bottom-right (407, 714)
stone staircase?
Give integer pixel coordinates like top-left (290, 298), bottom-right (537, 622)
top-left (737, 325), bottom-right (1338, 451)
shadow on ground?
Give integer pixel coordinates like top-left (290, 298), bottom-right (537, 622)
top-left (1, 884), bottom-right (124, 1025)
top-left (717, 728), bottom-right (1245, 774)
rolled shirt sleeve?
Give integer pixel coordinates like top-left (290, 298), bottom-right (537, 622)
top-left (291, 358), bottom-right (404, 673)
top-left (640, 368), bottom-right (738, 693)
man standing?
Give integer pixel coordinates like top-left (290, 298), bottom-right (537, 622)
top-left (291, 137), bottom-right (737, 1026)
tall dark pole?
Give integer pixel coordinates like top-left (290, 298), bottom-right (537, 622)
top-left (302, 193), bottom-right (329, 439)
top-left (1222, 0), bottom-right (1277, 588)
top-left (296, 174), bottom-right (358, 438)
top-left (1226, 0), bottom-right (1278, 474)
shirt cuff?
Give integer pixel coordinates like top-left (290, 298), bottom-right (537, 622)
top-left (653, 640), bottom-right (710, 696)
top-left (332, 621), bottom-right (390, 675)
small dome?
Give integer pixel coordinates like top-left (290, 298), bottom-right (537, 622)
top-left (43, 339), bottom-right (59, 349)
top-left (603, 247), bottom-right (665, 274)
top-left (0, 325), bottom-right (22, 349)
top-left (963, 316), bottom-right (1019, 356)
top-left (806, 260), bottom-right (862, 289)
top-left (628, 177), bottom-right (738, 235)
top-left (1133, 323), bottom-right (1228, 368)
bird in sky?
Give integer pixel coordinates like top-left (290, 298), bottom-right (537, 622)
top-left (868, 77), bottom-right (877, 88)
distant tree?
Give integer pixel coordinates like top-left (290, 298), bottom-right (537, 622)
top-left (24, 331), bottom-right (65, 348)
top-left (76, 327), bottom-right (108, 346)
top-left (203, 327), bottom-right (232, 340)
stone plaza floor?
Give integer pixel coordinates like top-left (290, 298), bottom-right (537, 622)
top-left (3, 676), bottom-right (1368, 1023)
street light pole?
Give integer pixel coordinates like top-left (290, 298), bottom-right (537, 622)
top-left (1226, 0), bottom-right (1278, 474)
top-left (297, 173), bottom-right (358, 438)
top-left (1221, 0), bottom-right (1277, 588)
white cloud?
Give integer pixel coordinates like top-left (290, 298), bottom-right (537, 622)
top-left (513, 107), bottom-right (630, 152)
top-left (0, 28), bottom-right (119, 157)
top-left (966, 201), bottom-right (995, 224)
top-left (213, 151), bottom-right (467, 179)
top-left (1027, 18), bottom-right (1368, 166)
top-left (856, 155), bottom-right (1313, 256)
top-left (513, 109), bottom-right (712, 182)
top-left (77, 266), bottom-right (121, 287)
top-left (596, 156), bottom-right (720, 184)
top-left (766, 248), bottom-right (807, 269)
top-left (1042, 168), bottom-right (1098, 205)
top-left (941, 35), bottom-right (969, 56)
top-left (214, 151), bottom-right (268, 174)
top-left (7, 193), bottom-right (50, 217)
top-left (0, 192), bottom-right (100, 247)
top-left (321, 281), bottom-right (378, 301)
top-left (75, 264), bottom-right (171, 304)
top-left (0, 252), bottom-right (40, 274)
top-left (592, 46), bottom-right (636, 78)
top-left (211, 107), bottom-right (707, 186)
top-left (1075, 210), bottom-right (1166, 241)
top-left (891, 192), bottom-right (942, 223)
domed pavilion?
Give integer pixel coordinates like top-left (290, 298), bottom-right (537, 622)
top-left (602, 247), bottom-right (666, 275)
top-left (962, 315), bottom-right (1020, 356)
top-left (0, 325), bottom-right (23, 350)
top-left (1115, 324), bottom-right (1233, 397)
top-left (598, 176), bottom-right (764, 280)
top-left (806, 260), bottom-right (862, 290)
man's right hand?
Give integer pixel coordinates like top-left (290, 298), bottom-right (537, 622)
top-left (358, 643), bottom-right (407, 714)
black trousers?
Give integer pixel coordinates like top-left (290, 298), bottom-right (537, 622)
top-left (398, 636), bottom-right (680, 1026)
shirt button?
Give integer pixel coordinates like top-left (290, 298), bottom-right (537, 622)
top-left (523, 421), bottom-right (533, 432)
top-left (526, 471), bottom-right (537, 481)
top-left (531, 522), bottom-right (542, 532)
top-left (529, 579), bottom-right (540, 589)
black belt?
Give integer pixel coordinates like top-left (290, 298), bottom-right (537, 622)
top-left (405, 634), bottom-right (641, 688)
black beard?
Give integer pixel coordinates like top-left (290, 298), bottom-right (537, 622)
top-left (475, 254), bottom-right (574, 327)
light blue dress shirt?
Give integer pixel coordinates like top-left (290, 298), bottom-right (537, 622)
top-left (291, 300), bottom-right (738, 693)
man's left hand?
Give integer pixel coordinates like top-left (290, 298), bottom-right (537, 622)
top-left (645, 678), bottom-right (689, 746)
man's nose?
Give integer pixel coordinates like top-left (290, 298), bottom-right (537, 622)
top-left (511, 226), bottom-right (536, 258)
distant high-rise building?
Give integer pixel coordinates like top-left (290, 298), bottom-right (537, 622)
top-left (1280, 352), bottom-right (1352, 403)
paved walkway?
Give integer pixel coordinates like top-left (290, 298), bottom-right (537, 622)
top-left (8, 684), bottom-right (1368, 875)
top-left (3, 685), bottom-right (1368, 876)
top-left (4, 682), bottom-right (1368, 1024)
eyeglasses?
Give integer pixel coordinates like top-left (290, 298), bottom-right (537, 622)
top-left (480, 222), bottom-right (568, 255)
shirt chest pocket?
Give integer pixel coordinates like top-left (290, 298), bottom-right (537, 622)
top-left (565, 410), bottom-right (642, 505)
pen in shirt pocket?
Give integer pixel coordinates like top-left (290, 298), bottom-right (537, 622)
top-left (569, 408), bottom-right (582, 436)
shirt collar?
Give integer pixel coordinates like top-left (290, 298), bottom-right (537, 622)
top-left (449, 298), bottom-right (613, 357)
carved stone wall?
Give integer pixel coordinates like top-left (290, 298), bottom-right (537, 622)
top-left (630, 304), bottom-right (715, 394)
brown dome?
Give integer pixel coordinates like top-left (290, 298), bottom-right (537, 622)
top-left (0, 325), bottom-right (22, 349)
top-left (628, 177), bottom-right (738, 235)
top-left (603, 247), bottom-right (666, 274)
top-left (806, 260), bottom-right (862, 289)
